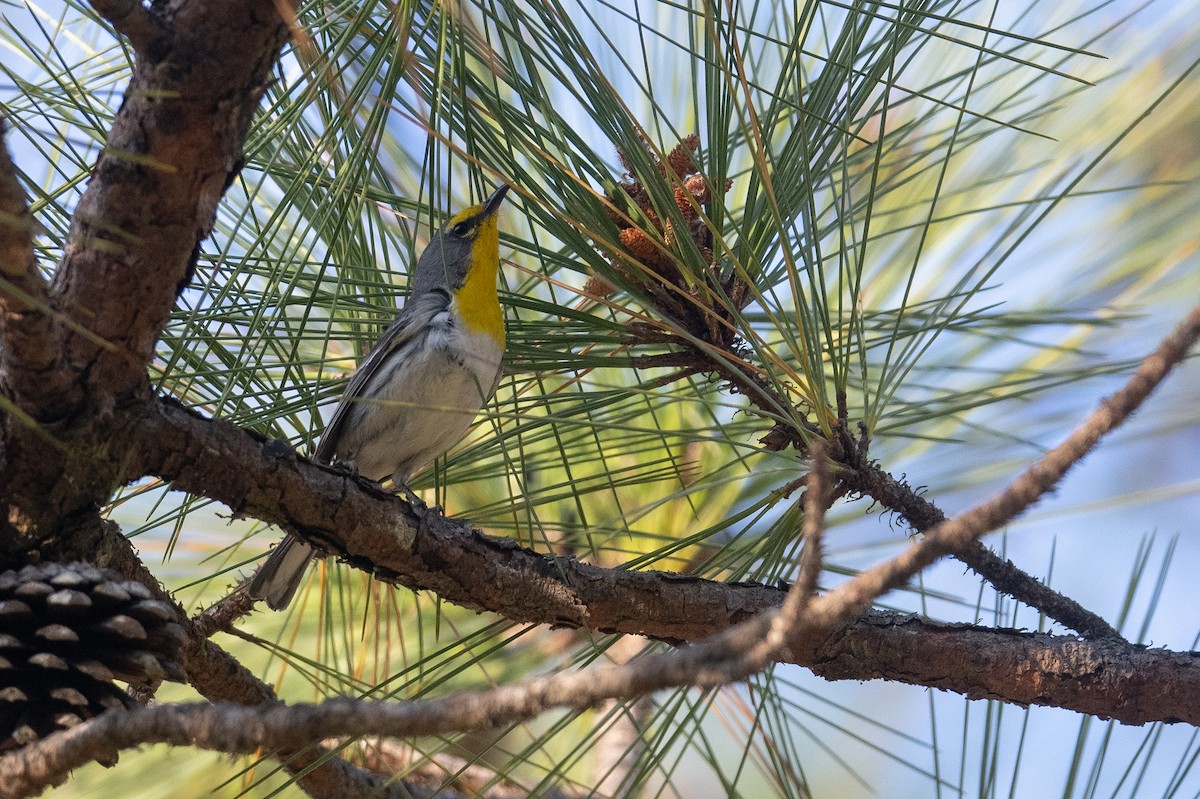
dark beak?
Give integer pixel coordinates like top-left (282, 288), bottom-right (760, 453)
top-left (482, 184), bottom-right (510, 216)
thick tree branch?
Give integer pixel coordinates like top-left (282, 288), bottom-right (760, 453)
top-left (130, 395), bottom-right (787, 642)
top-left (50, 0), bottom-right (291, 403)
top-left (810, 614), bottom-right (1200, 719)
top-left (1, 0), bottom-right (296, 560)
top-left (3, 0), bottom-right (402, 788)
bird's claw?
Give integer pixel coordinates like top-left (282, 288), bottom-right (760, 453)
top-left (397, 484), bottom-right (442, 519)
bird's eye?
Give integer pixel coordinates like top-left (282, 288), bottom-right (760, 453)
top-left (451, 220), bottom-right (475, 238)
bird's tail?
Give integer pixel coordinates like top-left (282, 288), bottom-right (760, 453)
top-left (247, 535), bottom-right (314, 610)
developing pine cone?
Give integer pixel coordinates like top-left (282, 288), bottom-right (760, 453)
top-left (603, 133), bottom-right (733, 288)
top-left (602, 134), bottom-right (750, 346)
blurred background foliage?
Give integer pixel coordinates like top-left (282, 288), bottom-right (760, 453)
top-left (2, 0), bottom-right (1198, 795)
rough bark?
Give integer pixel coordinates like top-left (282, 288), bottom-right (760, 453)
top-left (0, 0), bottom-right (290, 559)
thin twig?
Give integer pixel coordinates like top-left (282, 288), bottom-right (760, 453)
top-left (195, 581), bottom-right (259, 638)
top-left (752, 441), bottom-right (831, 663)
top-left (626, 351), bottom-right (706, 370)
top-left (793, 440), bottom-right (828, 614)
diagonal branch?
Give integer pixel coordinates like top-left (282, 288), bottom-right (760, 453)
top-left (824, 300), bottom-right (1200, 619)
top-left (628, 312), bottom-right (1122, 639)
top-left (846, 457), bottom-right (1122, 640)
top-left (681, 333), bottom-right (1125, 640)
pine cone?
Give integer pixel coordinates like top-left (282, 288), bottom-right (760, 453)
top-left (0, 562), bottom-right (187, 752)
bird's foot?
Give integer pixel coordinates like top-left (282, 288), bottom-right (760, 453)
top-left (331, 458), bottom-right (360, 476)
top-left (397, 484), bottom-right (443, 519)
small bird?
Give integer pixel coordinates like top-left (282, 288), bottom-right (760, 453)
top-left (248, 185), bottom-right (510, 610)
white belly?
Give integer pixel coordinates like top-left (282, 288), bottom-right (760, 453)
top-left (333, 321), bottom-right (502, 483)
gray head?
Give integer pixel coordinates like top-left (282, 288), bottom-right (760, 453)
top-left (410, 185), bottom-right (509, 298)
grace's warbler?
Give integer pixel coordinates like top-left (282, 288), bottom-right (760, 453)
top-left (248, 185), bottom-right (509, 610)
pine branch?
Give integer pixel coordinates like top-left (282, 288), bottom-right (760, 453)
top-left (844, 456), bottom-right (1123, 640)
top-left (117, 301), bottom-right (1200, 728)
top-left (621, 273), bottom-right (1123, 639)
top-left (1, 0), bottom-right (294, 555)
top-left (831, 301), bottom-right (1200, 612)
top-left (645, 326), bottom-right (1123, 639)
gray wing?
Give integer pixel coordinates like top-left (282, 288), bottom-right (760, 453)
top-left (314, 288), bottom-right (452, 464)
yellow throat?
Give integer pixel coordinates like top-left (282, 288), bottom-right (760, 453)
top-left (449, 204), bottom-right (505, 346)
